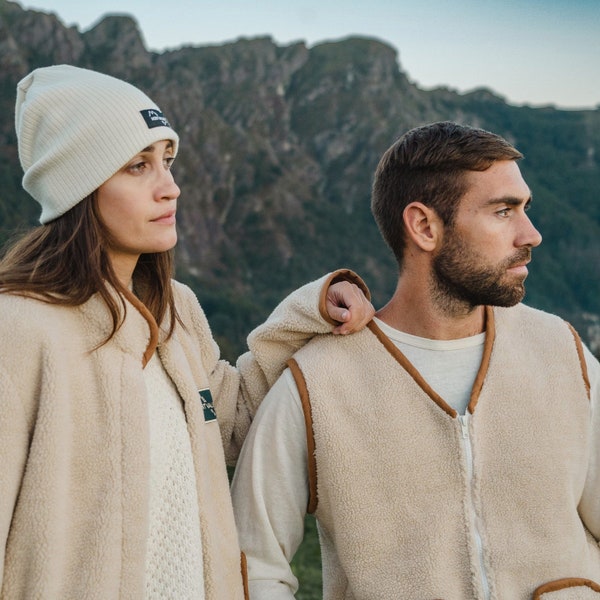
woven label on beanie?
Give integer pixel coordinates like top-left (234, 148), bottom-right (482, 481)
top-left (140, 109), bottom-right (172, 129)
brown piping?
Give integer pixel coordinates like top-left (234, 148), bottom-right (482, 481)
top-left (121, 287), bottom-right (159, 368)
top-left (467, 305), bottom-right (495, 414)
top-left (567, 322), bottom-right (591, 400)
top-left (533, 577), bottom-right (600, 598)
top-left (288, 358), bottom-right (319, 513)
top-left (240, 552), bottom-right (250, 600)
top-left (367, 320), bottom-right (458, 418)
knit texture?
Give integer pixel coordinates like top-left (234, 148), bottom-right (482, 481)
top-left (15, 65), bottom-right (179, 223)
top-left (144, 353), bottom-right (205, 599)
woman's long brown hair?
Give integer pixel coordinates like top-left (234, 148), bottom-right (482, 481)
top-left (0, 193), bottom-right (179, 344)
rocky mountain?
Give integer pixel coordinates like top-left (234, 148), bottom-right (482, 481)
top-left (1, 0), bottom-right (599, 358)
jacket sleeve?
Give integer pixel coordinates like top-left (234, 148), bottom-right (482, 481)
top-left (0, 366), bottom-right (30, 583)
top-left (578, 344), bottom-right (600, 542)
top-left (230, 369), bottom-right (307, 599)
top-left (189, 269), bottom-right (367, 464)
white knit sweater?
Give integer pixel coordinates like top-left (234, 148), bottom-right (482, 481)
top-left (144, 352), bottom-right (205, 599)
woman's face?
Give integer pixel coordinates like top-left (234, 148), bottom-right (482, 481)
top-left (96, 139), bottom-right (180, 283)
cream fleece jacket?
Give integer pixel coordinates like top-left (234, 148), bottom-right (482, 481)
top-left (0, 270), bottom-right (364, 600)
top-left (233, 303), bottom-right (600, 600)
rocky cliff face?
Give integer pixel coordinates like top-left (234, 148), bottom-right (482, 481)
top-left (1, 0), bottom-right (599, 357)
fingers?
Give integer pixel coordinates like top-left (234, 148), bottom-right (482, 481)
top-left (328, 306), bottom-right (350, 323)
top-left (326, 281), bottom-right (375, 335)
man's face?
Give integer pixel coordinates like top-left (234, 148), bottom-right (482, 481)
top-left (431, 160), bottom-right (542, 311)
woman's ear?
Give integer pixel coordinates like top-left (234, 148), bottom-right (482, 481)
top-left (402, 202), bottom-right (443, 252)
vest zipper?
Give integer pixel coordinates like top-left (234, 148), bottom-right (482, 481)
top-left (459, 414), bottom-right (491, 600)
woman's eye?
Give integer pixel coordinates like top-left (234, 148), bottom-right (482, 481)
top-left (128, 161), bottom-right (146, 173)
top-left (164, 157), bottom-right (175, 170)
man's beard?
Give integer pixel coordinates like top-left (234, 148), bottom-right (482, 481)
top-left (431, 230), bottom-right (531, 314)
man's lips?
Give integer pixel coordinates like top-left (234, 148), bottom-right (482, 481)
top-left (507, 263), bottom-right (529, 275)
top-left (506, 249), bottom-right (531, 275)
top-left (507, 257), bottom-right (531, 276)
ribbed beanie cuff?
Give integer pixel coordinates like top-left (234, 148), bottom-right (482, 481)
top-left (15, 65), bottom-right (179, 223)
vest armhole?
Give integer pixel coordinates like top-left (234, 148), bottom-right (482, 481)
top-left (567, 322), bottom-right (591, 400)
top-left (287, 358), bottom-right (318, 513)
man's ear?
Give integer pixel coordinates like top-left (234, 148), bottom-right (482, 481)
top-left (403, 202), bottom-right (443, 252)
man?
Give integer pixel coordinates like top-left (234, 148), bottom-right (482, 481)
top-left (230, 122), bottom-right (600, 599)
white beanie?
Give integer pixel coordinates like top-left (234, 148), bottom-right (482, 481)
top-left (15, 64), bottom-right (180, 224)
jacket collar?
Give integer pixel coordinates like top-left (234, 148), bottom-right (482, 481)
top-left (77, 286), bottom-right (160, 367)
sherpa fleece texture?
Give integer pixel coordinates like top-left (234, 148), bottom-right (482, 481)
top-left (0, 270), bottom-right (363, 600)
top-left (290, 303), bottom-right (600, 600)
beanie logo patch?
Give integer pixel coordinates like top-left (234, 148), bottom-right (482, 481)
top-left (140, 109), bottom-right (171, 129)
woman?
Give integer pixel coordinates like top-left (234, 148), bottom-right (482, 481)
top-left (0, 65), bottom-right (373, 599)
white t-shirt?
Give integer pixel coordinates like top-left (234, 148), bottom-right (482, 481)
top-left (374, 318), bottom-right (485, 415)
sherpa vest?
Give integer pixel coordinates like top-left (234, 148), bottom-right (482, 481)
top-left (289, 304), bottom-right (600, 600)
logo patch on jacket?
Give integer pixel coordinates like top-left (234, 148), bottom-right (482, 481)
top-left (199, 388), bottom-right (217, 423)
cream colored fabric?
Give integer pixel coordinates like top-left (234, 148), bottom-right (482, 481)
top-left (16, 65), bottom-right (179, 223)
top-left (301, 305), bottom-right (600, 598)
top-left (372, 317), bottom-right (485, 414)
top-left (233, 303), bottom-right (600, 600)
top-left (232, 328), bottom-right (488, 598)
top-left (143, 352), bottom-right (204, 599)
top-left (0, 270), bottom-right (353, 599)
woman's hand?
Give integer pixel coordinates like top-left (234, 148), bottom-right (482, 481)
top-left (325, 281), bottom-right (375, 335)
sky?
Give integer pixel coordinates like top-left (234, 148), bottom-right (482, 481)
top-left (20, 0), bottom-right (600, 110)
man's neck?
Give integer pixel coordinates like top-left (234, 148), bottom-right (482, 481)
top-left (375, 279), bottom-right (486, 340)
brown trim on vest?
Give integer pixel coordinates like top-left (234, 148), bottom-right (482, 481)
top-left (121, 287), bottom-right (159, 368)
top-left (533, 577), bottom-right (600, 598)
top-left (467, 305), bottom-right (495, 414)
top-left (241, 552), bottom-right (250, 600)
top-left (288, 358), bottom-right (319, 513)
top-left (367, 320), bottom-right (458, 418)
top-left (368, 308), bottom-right (495, 418)
top-left (567, 322), bottom-right (591, 400)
